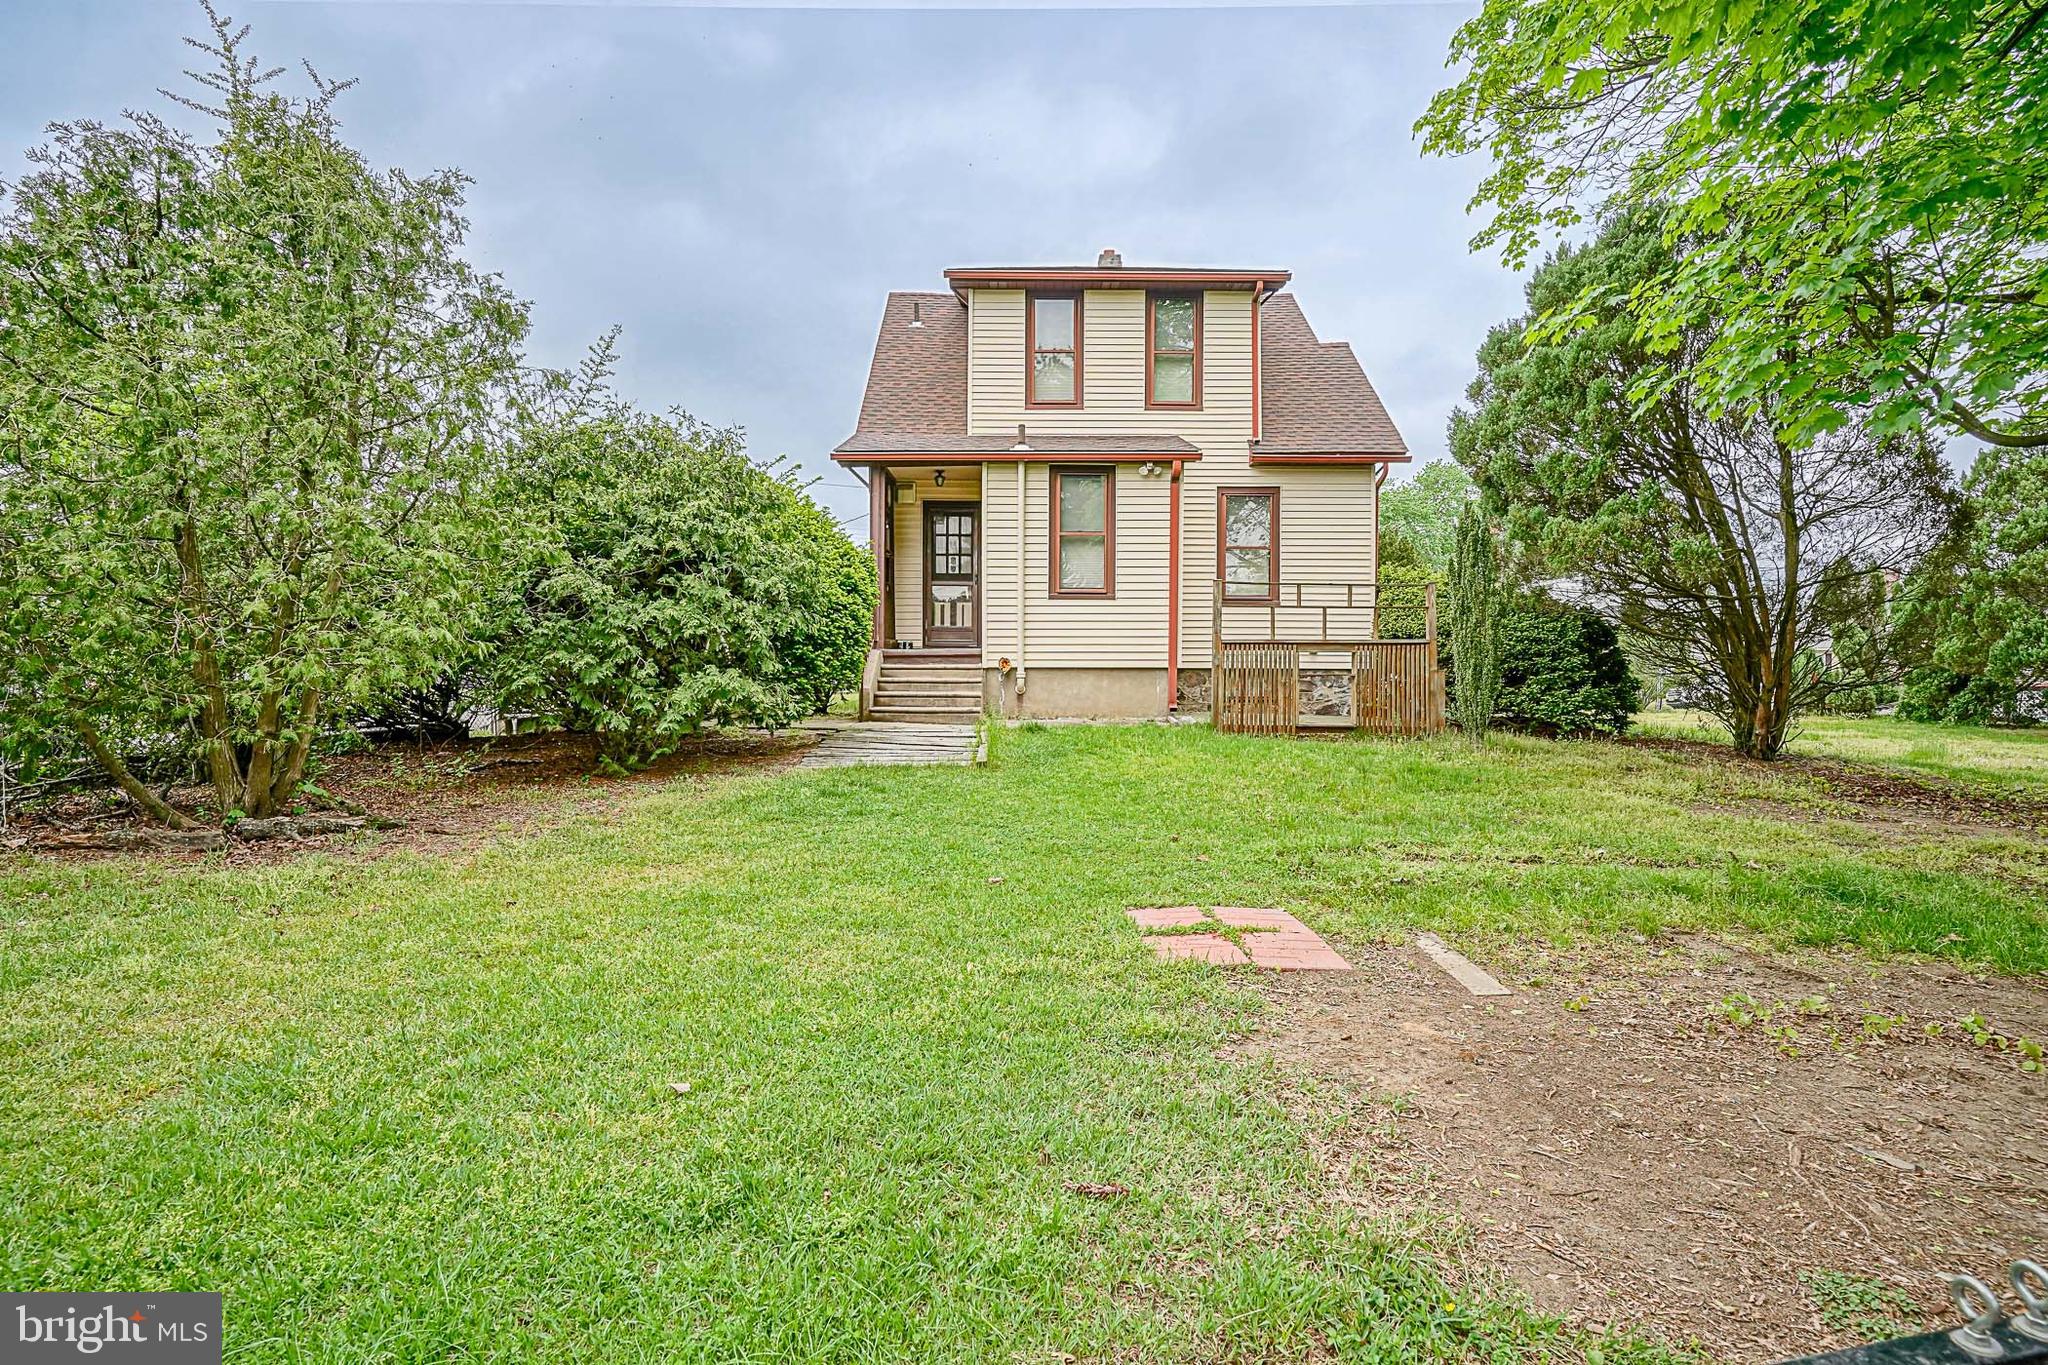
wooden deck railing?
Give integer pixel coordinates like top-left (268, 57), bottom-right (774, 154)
top-left (1210, 580), bottom-right (1446, 737)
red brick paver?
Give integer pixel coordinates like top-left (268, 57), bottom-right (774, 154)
top-left (1130, 906), bottom-right (1351, 972)
top-left (1127, 906), bottom-right (1211, 930)
top-left (1148, 933), bottom-right (1250, 965)
top-left (1211, 907), bottom-right (1304, 930)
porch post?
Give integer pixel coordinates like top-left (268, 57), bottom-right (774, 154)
top-left (869, 465), bottom-right (890, 648)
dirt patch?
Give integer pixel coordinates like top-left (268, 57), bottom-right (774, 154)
top-left (1625, 735), bottom-right (2048, 835)
top-left (1241, 933), bottom-right (2048, 1362)
top-left (5, 729), bottom-right (817, 865)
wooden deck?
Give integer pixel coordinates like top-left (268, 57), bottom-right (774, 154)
top-left (1211, 579), bottom-right (1447, 737)
top-left (794, 720), bottom-right (980, 768)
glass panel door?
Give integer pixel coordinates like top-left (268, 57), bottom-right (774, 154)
top-left (924, 502), bottom-right (978, 646)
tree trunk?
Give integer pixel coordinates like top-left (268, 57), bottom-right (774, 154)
top-left (176, 513), bottom-right (243, 814)
top-left (73, 718), bottom-right (199, 830)
top-left (243, 693), bottom-right (277, 817)
top-left (269, 687), bottom-right (321, 812)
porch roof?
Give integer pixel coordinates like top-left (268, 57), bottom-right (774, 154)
top-left (833, 431), bottom-right (1201, 464)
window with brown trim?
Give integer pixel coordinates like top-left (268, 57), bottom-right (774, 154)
top-left (1026, 292), bottom-right (1082, 407)
top-left (1050, 466), bottom-right (1114, 597)
top-left (1147, 292), bottom-right (1201, 408)
top-left (1218, 487), bottom-right (1278, 602)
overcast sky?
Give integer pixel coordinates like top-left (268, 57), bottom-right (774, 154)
top-left (2, 0), bottom-right (1520, 526)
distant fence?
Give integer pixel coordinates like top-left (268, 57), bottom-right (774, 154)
top-left (1210, 581), bottom-right (1446, 738)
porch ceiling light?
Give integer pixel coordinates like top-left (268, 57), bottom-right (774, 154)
top-left (933, 469), bottom-right (946, 487)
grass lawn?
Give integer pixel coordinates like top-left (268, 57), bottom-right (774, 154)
top-left (4, 723), bottom-right (2044, 1362)
top-left (1633, 708), bottom-right (2048, 801)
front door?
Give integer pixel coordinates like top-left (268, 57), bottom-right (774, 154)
top-left (923, 502), bottom-right (979, 648)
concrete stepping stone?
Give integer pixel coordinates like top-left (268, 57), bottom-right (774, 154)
top-left (1415, 931), bottom-right (1511, 997)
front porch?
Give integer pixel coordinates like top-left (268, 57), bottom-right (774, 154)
top-left (865, 464), bottom-right (984, 654)
top-left (859, 464), bottom-right (987, 723)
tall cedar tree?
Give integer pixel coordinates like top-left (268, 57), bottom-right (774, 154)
top-left (1451, 208), bottom-right (1953, 758)
top-left (1448, 502), bottom-right (1502, 742)
top-left (0, 5), bottom-right (526, 824)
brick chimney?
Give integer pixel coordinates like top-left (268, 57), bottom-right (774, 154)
top-left (1097, 248), bottom-right (1122, 268)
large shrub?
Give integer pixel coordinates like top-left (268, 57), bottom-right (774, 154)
top-left (491, 366), bottom-right (874, 771)
top-left (1898, 668), bottom-right (2020, 727)
top-left (1493, 601), bottom-right (1642, 736)
top-left (770, 495), bottom-right (877, 715)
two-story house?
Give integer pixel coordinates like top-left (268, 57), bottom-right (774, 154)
top-left (834, 251), bottom-right (1408, 721)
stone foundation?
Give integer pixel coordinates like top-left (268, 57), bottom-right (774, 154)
top-left (1300, 669), bottom-right (1352, 717)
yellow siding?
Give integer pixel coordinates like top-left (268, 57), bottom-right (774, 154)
top-left (967, 289), bottom-right (1255, 443)
top-left (1180, 465), bottom-right (1378, 670)
top-left (961, 286), bottom-right (1380, 680)
top-left (1013, 463), bottom-right (1172, 668)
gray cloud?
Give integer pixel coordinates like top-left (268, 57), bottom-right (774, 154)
top-left (2, 0), bottom-right (1522, 524)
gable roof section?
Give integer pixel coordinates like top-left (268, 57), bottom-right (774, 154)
top-left (1252, 294), bottom-right (1408, 463)
top-left (834, 283), bottom-right (1407, 464)
top-left (852, 291), bottom-right (965, 438)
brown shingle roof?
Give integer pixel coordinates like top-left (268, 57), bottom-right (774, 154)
top-left (851, 292), bottom-right (966, 438)
top-left (1253, 293), bottom-right (1408, 460)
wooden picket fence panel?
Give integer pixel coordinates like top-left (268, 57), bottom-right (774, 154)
top-left (1214, 643), bottom-right (1299, 736)
top-left (1353, 643), bottom-right (1446, 737)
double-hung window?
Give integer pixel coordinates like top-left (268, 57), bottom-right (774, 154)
top-left (1051, 467), bottom-right (1113, 597)
top-left (1218, 488), bottom-right (1278, 602)
top-left (1147, 293), bottom-right (1201, 407)
top-left (1027, 293), bottom-right (1081, 406)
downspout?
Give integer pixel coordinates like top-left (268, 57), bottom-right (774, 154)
top-left (1251, 288), bottom-right (1263, 444)
top-left (1014, 459), bottom-right (1027, 713)
top-left (1167, 459), bottom-right (1182, 710)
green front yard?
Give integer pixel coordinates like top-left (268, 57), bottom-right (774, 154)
top-left (3, 722), bottom-right (2043, 1361)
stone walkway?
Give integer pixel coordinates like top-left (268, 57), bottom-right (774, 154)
top-left (793, 719), bottom-right (980, 769)
top-left (1127, 905), bottom-right (1352, 971)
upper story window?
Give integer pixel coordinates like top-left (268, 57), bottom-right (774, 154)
top-left (1051, 466), bottom-right (1114, 597)
top-left (1147, 292), bottom-right (1202, 408)
top-left (1027, 292), bottom-right (1082, 407)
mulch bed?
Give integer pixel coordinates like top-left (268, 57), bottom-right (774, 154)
top-left (1243, 933), bottom-right (2048, 1362)
top-left (3, 729), bottom-right (817, 865)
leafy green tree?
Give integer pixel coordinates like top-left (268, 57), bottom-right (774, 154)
top-left (1380, 460), bottom-right (1475, 576)
top-left (1448, 502), bottom-right (1502, 742)
top-left (0, 6), bottom-right (525, 826)
top-left (1893, 448), bottom-right (2048, 722)
top-left (1451, 209), bottom-right (1954, 757)
top-left (490, 349), bottom-right (873, 772)
top-left (1417, 0), bottom-right (2048, 451)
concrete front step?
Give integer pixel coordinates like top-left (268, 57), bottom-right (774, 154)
top-left (878, 665), bottom-right (981, 678)
top-left (876, 683), bottom-right (982, 699)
